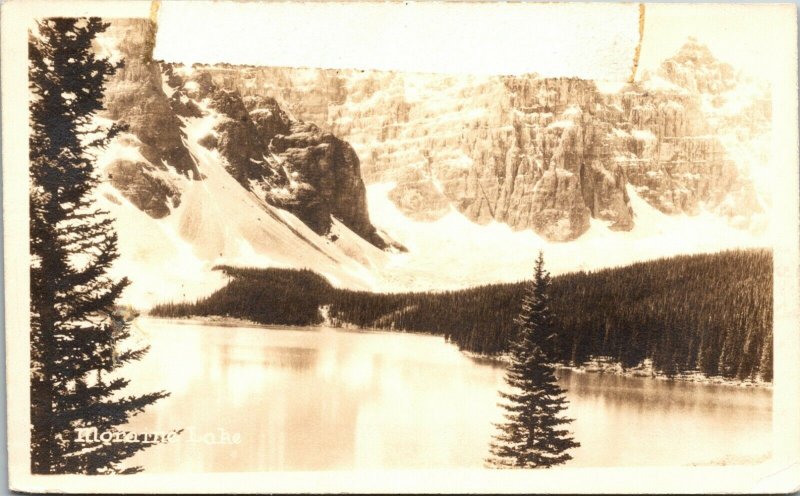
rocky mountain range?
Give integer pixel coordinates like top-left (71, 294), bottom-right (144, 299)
top-left (92, 20), bottom-right (770, 306)
top-left (198, 38), bottom-right (768, 241)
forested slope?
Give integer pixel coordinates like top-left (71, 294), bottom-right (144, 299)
top-left (151, 249), bottom-right (773, 381)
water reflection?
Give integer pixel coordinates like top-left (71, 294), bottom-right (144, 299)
top-left (124, 318), bottom-right (771, 472)
top-left (555, 371), bottom-right (771, 467)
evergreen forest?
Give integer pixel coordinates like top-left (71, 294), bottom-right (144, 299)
top-left (151, 249), bottom-right (773, 381)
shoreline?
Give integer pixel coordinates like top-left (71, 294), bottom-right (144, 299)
top-left (140, 314), bottom-right (303, 331)
top-left (142, 315), bottom-right (772, 389)
top-left (139, 314), bottom-right (437, 337)
top-left (461, 351), bottom-right (772, 389)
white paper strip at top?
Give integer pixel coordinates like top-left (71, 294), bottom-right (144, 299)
top-left (153, 1), bottom-right (641, 79)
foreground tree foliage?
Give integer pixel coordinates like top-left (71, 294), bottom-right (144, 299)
top-left (30, 18), bottom-right (168, 474)
top-left (151, 249), bottom-right (773, 382)
top-left (488, 253), bottom-right (579, 468)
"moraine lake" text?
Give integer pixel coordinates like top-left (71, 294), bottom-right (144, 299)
top-left (74, 427), bottom-right (242, 445)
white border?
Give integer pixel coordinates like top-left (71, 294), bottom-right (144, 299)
top-left (2, 1), bottom-right (798, 493)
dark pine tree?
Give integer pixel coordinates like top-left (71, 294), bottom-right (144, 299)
top-left (488, 252), bottom-right (579, 468)
top-left (29, 18), bottom-right (169, 475)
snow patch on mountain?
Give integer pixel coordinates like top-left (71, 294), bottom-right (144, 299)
top-left (94, 181), bottom-right (227, 310)
top-left (364, 183), bottom-right (767, 291)
top-left (94, 103), bottom-right (390, 308)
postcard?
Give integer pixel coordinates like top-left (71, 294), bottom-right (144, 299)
top-left (3, 1), bottom-right (799, 493)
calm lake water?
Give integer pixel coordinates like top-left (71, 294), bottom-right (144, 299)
top-left (123, 318), bottom-right (772, 472)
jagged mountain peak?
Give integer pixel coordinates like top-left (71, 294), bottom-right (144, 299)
top-left (655, 37), bottom-right (737, 95)
top-left (671, 37), bottom-right (719, 65)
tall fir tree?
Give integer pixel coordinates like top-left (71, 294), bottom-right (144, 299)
top-left (29, 18), bottom-right (169, 475)
top-left (488, 252), bottom-right (579, 468)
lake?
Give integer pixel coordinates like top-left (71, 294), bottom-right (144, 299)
top-left (123, 318), bottom-right (772, 472)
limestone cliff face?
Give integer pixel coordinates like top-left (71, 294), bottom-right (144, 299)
top-left (100, 20), bottom-right (197, 218)
top-left (198, 65), bottom-right (347, 127)
top-left (160, 64), bottom-right (388, 249)
top-left (491, 77), bottom-right (633, 239)
top-left (192, 40), bottom-right (765, 241)
top-left (270, 122), bottom-right (377, 243)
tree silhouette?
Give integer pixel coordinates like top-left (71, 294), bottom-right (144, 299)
top-left (487, 252), bottom-right (579, 468)
top-left (29, 17), bottom-right (169, 474)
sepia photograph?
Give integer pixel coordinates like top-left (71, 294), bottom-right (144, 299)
top-left (2, 1), bottom-right (799, 493)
